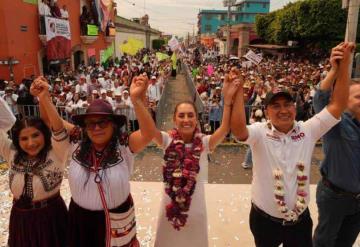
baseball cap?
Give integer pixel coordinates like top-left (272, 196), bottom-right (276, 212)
top-left (264, 89), bottom-right (294, 107)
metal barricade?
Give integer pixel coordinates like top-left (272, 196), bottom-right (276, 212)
top-left (183, 63), bottom-right (204, 114)
top-left (155, 74), bottom-right (171, 129)
top-left (18, 105), bottom-right (76, 123)
top-left (182, 63), bottom-right (267, 138)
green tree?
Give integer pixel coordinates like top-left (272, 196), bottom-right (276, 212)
top-left (152, 39), bottom-right (166, 50)
top-left (255, 0), bottom-right (350, 50)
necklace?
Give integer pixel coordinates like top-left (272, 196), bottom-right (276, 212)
top-left (163, 128), bottom-right (203, 230)
top-left (273, 162), bottom-right (308, 221)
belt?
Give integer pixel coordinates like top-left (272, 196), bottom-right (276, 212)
top-left (322, 177), bottom-right (360, 199)
top-left (252, 203), bottom-right (309, 226)
top-left (13, 192), bottom-right (60, 210)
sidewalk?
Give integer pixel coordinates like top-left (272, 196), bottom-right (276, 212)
top-left (156, 72), bottom-right (192, 131)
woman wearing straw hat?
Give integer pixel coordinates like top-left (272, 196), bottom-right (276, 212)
top-left (34, 73), bottom-right (156, 247)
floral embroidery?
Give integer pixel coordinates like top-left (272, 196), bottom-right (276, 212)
top-left (10, 158), bottom-right (63, 198)
top-left (39, 167), bottom-right (63, 192)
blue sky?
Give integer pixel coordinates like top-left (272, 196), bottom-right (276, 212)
top-left (116, 0), bottom-right (293, 37)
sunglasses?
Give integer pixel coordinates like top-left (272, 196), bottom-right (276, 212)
top-left (84, 119), bottom-right (111, 130)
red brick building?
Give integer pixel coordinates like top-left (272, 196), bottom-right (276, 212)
top-left (0, 0), bottom-right (116, 82)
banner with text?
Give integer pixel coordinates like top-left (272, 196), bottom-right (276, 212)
top-left (244, 50), bottom-right (262, 65)
top-left (45, 17), bottom-right (71, 61)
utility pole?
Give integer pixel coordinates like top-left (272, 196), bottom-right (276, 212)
top-left (192, 24), bottom-right (195, 40)
top-left (227, 4), bottom-right (231, 56)
top-left (343, 0), bottom-right (360, 75)
top-left (188, 32), bottom-right (190, 47)
top-left (224, 0), bottom-right (236, 56)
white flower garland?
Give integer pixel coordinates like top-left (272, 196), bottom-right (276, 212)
top-left (273, 162), bottom-right (308, 222)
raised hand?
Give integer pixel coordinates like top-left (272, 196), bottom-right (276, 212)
top-left (339, 42), bottom-right (355, 67)
top-left (31, 76), bottom-right (50, 99)
top-left (223, 67), bottom-right (244, 104)
top-left (130, 73), bottom-right (149, 102)
top-left (330, 42), bottom-right (345, 71)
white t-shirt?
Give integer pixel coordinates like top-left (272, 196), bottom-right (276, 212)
top-left (60, 9), bottom-right (69, 19)
top-left (75, 83), bottom-right (88, 94)
top-left (38, 1), bottom-right (51, 16)
top-left (3, 94), bottom-right (18, 115)
top-left (147, 83), bottom-right (161, 102)
top-left (240, 108), bottom-right (340, 219)
top-left (113, 86), bottom-right (124, 96)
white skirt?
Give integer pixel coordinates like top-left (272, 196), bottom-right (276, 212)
top-left (154, 182), bottom-right (208, 247)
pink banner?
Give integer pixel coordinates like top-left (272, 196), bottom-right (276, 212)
top-left (207, 64), bottom-right (214, 76)
top-left (88, 48), bottom-right (96, 57)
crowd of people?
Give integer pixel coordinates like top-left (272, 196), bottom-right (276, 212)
top-left (182, 45), bottom-right (332, 168)
top-left (0, 49), bottom-right (173, 133)
top-left (0, 41), bottom-right (359, 247)
top-left (184, 46), bottom-right (329, 131)
top-left (38, 0), bottom-right (69, 34)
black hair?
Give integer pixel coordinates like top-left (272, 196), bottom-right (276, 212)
top-left (11, 117), bottom-right (52, 165)
top-left (74, 119), bottom-right (127, 187)
top-left (173, 100), bottom-right (198, 118)
top-left (75, 119), bottom-right (126, 165)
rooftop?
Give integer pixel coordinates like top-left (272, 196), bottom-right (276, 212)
top-left (234, 0), bottom-right (270, 5)
top-left (115, 15), bottom-right (162, 34)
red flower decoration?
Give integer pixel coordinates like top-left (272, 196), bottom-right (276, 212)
top-left (163, 128), bottom-right (203, 230)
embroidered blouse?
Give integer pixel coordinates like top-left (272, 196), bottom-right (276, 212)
top-left (68, 138), bottom-right (134, 211)
top-left (0, 97), bottom-right (71, 201)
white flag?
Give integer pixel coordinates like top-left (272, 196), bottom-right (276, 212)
top-left (168, 36), bottom-right (180, 51)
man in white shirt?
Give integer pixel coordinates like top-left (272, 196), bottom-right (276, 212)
top-left (2, 87), bottom-right (19, 117)
top-left (75, 76), bottom-right (88, 94)
top-left (38, 0), bottom-right (51, 34)
top-left (230, 43), bottom-right (353, 247)
top-left (112, 92), bottom-right (128, 116)
top-left (122, 90), bottom-right (138, 131)
top-left (100, 89), bottom-right (113, 105)
top-left (60, 4), bottom-right (69, 19)
top-left (97, 73), bottom-right (107, 89)
top-left (38, 0), bottom-right (51, 16)
top-left (147, 75), bottom-right (161, 103)
top-left (113, 81), bottom-right (124, 96)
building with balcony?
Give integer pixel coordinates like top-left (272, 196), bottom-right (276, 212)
top-left (0, 0), bottom-right (117, 82)
top-left (234, 0), bottom-right (270, 23)
top-left (198, 0), bottom-right (269, 54)
top-left (198, 0), bottom-right (269, 37)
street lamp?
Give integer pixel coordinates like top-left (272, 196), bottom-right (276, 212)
top-left (186, 22), bottom-right (196, 45)
top-left (223, 0), bottom-right (236, 56)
